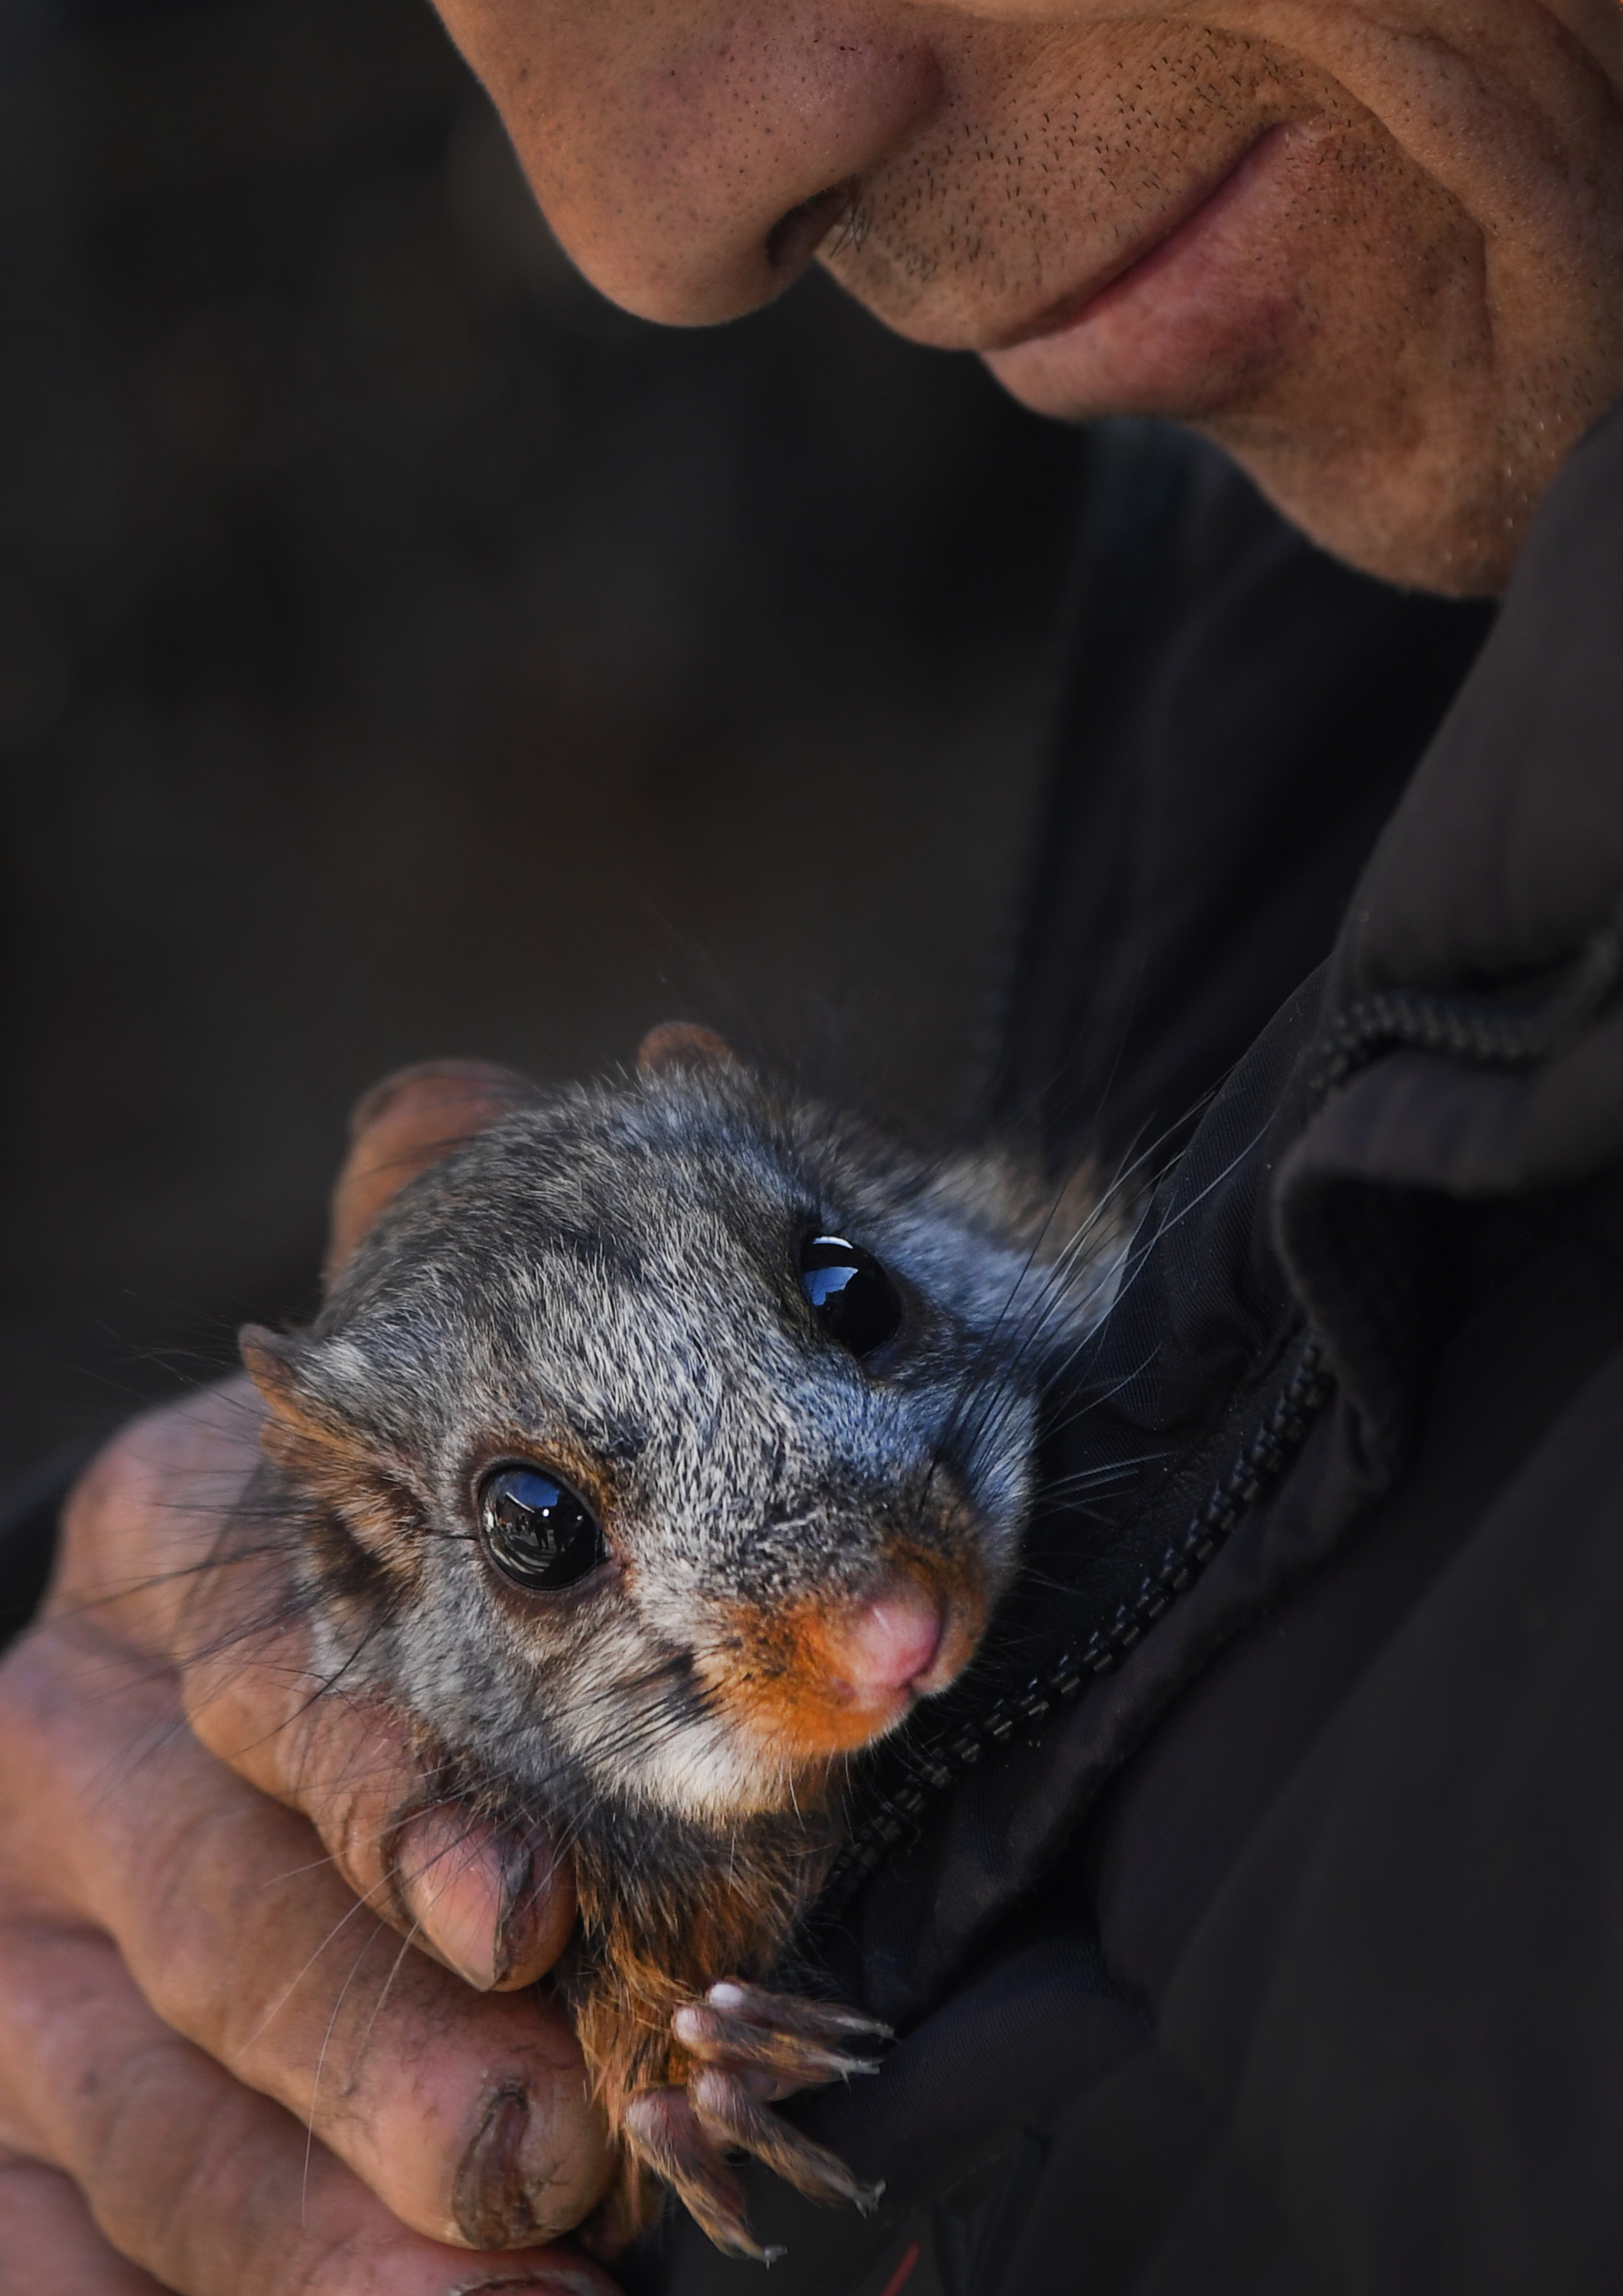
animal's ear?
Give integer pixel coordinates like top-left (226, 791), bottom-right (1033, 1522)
top-left (240, 1322), bottom-right (352, 1476)
top-left (636, 1021), bottom-right (741, 1078)
top-left (240, 1322), bottom-right (409, 1529)
top-left (240, 1323), bottom-right (308, 1424)
top-left (325, 1058), bottom-right (534, 1283)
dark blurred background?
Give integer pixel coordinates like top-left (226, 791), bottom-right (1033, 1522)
top-left (0, 0), bottom-right (1083, 1484)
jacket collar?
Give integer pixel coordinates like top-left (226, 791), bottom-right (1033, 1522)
top-left (1330, 395), bottom-right (1623, 1016)
top-left (1279, 393), bottom-right (1623, 1466)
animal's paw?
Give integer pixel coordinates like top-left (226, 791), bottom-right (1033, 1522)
top-left (623, 1981), bottom-right (891, 2260)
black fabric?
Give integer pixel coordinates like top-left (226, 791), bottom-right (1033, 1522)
top-left (639, 408), bottom-right (1623, 2295)
top-left (981, 420), bottom-right (1493, 1172)
top-left (1159, 1352), bottom-right (1623, 2292)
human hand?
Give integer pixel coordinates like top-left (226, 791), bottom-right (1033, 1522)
top-left (0, 1068), bottom-right (620, 2294)
top-left (0, 1377), bottom-right (617, 2293)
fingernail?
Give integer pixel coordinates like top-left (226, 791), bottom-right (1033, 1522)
top-left (454, 2082), bottom-right (543, 2247)
top-left (488, 1831), bottom-right (541, 1986)
top-left (396, 1806), bottom-right (510, 1990)
top-left (492, 1825), bottom-right (578, 1986)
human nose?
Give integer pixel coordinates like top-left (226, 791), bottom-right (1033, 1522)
top-left (436, 0), bottom-right (944, 324)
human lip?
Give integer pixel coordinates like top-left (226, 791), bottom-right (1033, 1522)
top-left (983, 122), bottom-right (1311, 421)
top-left (989, 126), bottom-right (1277, 359)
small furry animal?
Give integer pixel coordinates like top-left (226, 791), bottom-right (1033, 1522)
top-left (240, 1026), bottom-right (1126, 2258)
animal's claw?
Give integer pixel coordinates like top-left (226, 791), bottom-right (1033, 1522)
top-left (691, 2067), bottom-right (885, 2214)
top-left (705, 1979), bottom-right (893, 2045)
top-left (623, 2087), bottom-right (773, 2262)
top-left (673, 1979), bottom-right (892, 2089)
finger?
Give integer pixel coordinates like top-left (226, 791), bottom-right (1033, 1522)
top-left (0, 1918), bottom-right (617, 2296)
top-left (54, 1385), bottom-right (572, 1991)
top-left (184, 1623), bottom-right (574, 1993)
top-left (397, 1799), bottom-right (577, 1994)
top-left (48, 1376), bottom-right (271, 1652)
top-left (1, 1631), bottom-right (614, 2246)
top-left (325, 1061), bottom-right (537, 1282)
top-left (0, 2154), bottom-right (168, 2296)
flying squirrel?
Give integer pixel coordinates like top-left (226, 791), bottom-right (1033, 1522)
top-left (238, 1024), bottom-right (1129, 2260)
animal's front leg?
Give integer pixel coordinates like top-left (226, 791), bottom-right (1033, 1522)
top-left (622, 1981), bottom-right (890, 2258)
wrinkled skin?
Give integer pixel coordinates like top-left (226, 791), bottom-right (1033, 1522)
top-left (4, 5), bottom-right (1623, 2291)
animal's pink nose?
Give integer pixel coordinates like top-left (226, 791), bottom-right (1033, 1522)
top-left (823, 1574), bottom-right (946, 1704)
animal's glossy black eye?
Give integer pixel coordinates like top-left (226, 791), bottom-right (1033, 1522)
top-left (477, 1465), bottom-right (605, 1591)
top-left (800, 1234), bottom-right (901, 1359)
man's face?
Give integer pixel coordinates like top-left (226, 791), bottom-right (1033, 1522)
top-left (432, 1), bottom-right (1623, 594)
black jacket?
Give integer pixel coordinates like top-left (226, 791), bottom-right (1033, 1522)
top-left (635, 403), bottom-right (1623, 2294)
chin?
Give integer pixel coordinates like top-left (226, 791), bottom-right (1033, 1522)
top-left (1194, 409), bottom-right (1556, 598)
